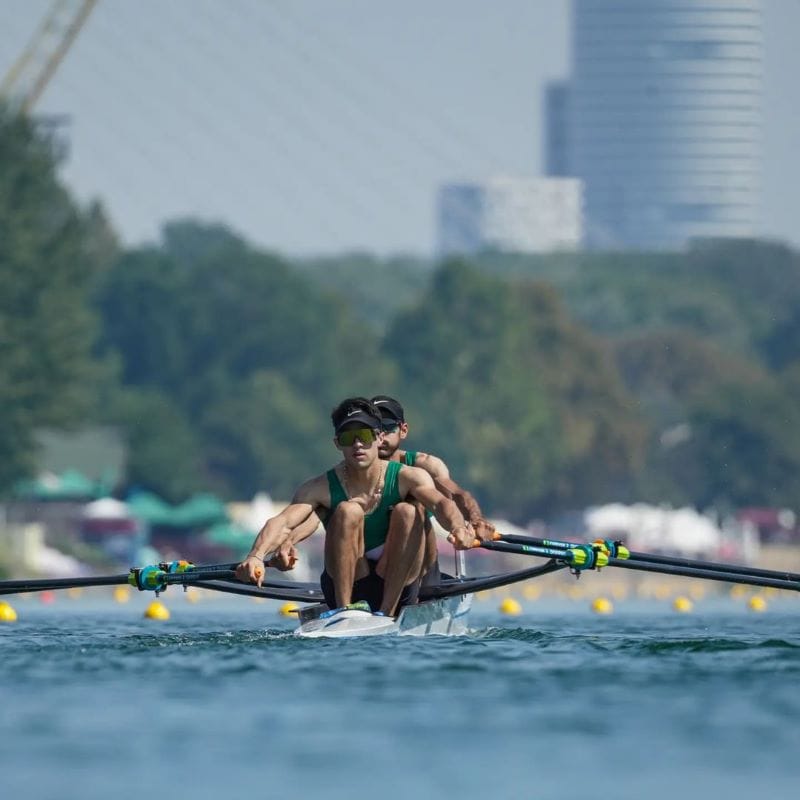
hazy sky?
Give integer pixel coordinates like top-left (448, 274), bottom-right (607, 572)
top-left (2, 0), bottom-right (798, 256)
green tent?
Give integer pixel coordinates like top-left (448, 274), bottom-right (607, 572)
top-left (205, 520), bottom-right (255, 551)
top-left (172, 493), bottom-right (229, 527)
top-left (125, 491), bottom-right (176, 526)
top-left (15, 469), bottom-right (104, 501)
top-left (126, 491), bottom-right (229, 528)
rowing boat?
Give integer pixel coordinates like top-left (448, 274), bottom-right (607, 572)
top-left (294, 593), bottom-right (472, 638)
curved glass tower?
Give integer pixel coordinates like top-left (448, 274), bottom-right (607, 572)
top-left (571, 0), bottom-right (762, 249)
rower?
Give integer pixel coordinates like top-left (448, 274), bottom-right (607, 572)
top-left (370, 394), bottom-right (495, 580)
top-left (235, 397), bottom-right (473, 617)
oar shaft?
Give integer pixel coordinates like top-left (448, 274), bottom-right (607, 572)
top-left (0, 559), bottom-right (255, 597)
top-left (164, 569), bottom-right (238, 584)
top-left (605, 556), bottom-right (800, 592)
top-left (483, 538), bottom-right (800, 592)
top-left (0, 574), bottom-right (130, 595)
top-left (479, 540), bottom-right (571, 560)
top-left (496, 533), bottom-right (800, 584)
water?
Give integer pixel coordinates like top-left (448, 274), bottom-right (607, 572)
top-left (2, 597), bottom-right (800, 800)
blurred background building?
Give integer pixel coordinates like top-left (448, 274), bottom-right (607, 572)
top-left (437, 176), bottom-right (582, 256)
top-left (547, 0), bottom-right (763, 250)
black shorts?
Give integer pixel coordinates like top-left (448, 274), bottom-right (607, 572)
top-left (320, 560), bottom-right (418, 612)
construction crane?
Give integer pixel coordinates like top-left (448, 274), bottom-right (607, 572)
top-left (1, 0), bottom-right (98, 116)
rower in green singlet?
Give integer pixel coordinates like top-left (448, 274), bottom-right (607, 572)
top-left (235, 397), bottom-right (475, 616)
top-left (371, 395), bottom-right (496, 579)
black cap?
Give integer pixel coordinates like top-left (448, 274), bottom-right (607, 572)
top-left (371, 395), bottom-right (405, 423)
top-left (331, 397), bottom-right (382, 434)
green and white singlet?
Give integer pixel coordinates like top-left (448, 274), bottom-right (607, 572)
top-left (324, 460), bottom-right (404, 553)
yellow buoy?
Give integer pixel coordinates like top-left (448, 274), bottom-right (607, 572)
top-left (113, 585), bottom-right (130, 604)
top-left (0, 601), bottom-right (18, 622)
top-left (67, 587), bottom-right (83, 600)
top-left (499, 597), bottom-right (522, 616)
top-left (591, 597), bottom-right (613, 615)
top-left (673, 596), bottom-right (693, 613)
top-left (748, 595), bottom-right (767, 613)
top-left (144, 600), bottom-right (170, 620)
top-left (279, 602), bottom-right (299, 617)
top-left (184, 587), bottom-right (200, 604)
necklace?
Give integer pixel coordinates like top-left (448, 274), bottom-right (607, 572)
top-left (341, 461), bottom-right (386, 513)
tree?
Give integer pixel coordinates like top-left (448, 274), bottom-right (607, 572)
top-left (0, 109), bottom-right (116, 492)
top-left (383, 260), bottom-right (645, 521)
top-left (684, 379), bottom-right (800, 509)
top-left (94, 220), bottom-right (395, 498)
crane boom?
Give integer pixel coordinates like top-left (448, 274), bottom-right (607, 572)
top-left (1, 0), bottom-right (98, 115)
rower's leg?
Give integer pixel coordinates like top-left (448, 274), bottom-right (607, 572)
top-left (376, 502), bottom-right (425, 616)
top-left (420, 520), bottom-right (441, 586)
top-left (324, 501), bottom-right (368, 608)
top-left (422, 518), bottom-right (439, 574)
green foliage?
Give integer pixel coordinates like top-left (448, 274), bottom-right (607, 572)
top-left (102, 386), bottom-right (207, 503)
top-left (4, 100), bottom-right (800, 517)
top-left (0, 110), bottom-right (116, 493)
top-left (94, 220), bottom-right (395, 497)
top-left (384, 261), bottom-right (645, 520)
top-left (613, 329), bottom-right (765, 429)
top-left (293, 252), bottom-right (432, 332)
top-left (201, 371), bottom-right (333, 499)
top-left (682, 378), bottom-right (800, 509)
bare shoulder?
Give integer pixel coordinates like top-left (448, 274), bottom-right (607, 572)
top-left (291, 471), bottom-right (331, 507)
top-left (415, 451), bottom-right (451, 480)
top-left (398, 463), bottom-right (435, 493)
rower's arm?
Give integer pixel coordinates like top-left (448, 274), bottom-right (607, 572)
top-left (416, 453), bottom-right (494, 541)
top-left (400, 466), bottom-right (472, 550)
top-left (285, 512), bottom-right (322, 546)
top-left (236, 477), bottom-right (327, 585)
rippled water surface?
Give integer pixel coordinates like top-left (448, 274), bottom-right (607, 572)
top-left (2, 597), bottom-right (800, 799)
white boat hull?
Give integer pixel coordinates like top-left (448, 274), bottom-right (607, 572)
top-left (294, 593), bottom-right (472, 639)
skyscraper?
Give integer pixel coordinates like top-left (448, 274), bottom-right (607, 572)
top-left (568, 0), bottom-right (763, 249)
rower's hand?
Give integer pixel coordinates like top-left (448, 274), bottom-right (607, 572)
top-left (472, 518), bottom-right (496, 542)
top-left (447, 523), bottom-right (475, 550)
top-left (267, 543), bottom-right (298, 572)
top-left (235, 556), bottom-right (265, 587)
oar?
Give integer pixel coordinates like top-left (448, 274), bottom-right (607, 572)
top-left (478, 539), bottom-right (608, 569)
top-left (188, 580), bottom-right (325, 603)
top-left (493, 532), bottom-right (800, 584)
top-left (0, 572), bottom-right (132, 596)
top-left (0, 558), bottom-right (254, 597)
top-left (479, 539), bottom-right (800, 593)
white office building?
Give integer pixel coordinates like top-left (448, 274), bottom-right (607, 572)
top-left (437, 176), bottom-right (582, 257)
top-left (569, 0), bottom-right (763, 249)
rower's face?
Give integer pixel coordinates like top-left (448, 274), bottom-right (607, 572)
top-left (377, 420), bottom-right (408, 459)
top-left (335, 425), bottom-right (382, 466)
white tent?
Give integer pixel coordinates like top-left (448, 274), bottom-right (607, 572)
top-left (82, 497), bottom-right (131, 519)
top-left (585, 503), bottom-right (722, 557)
